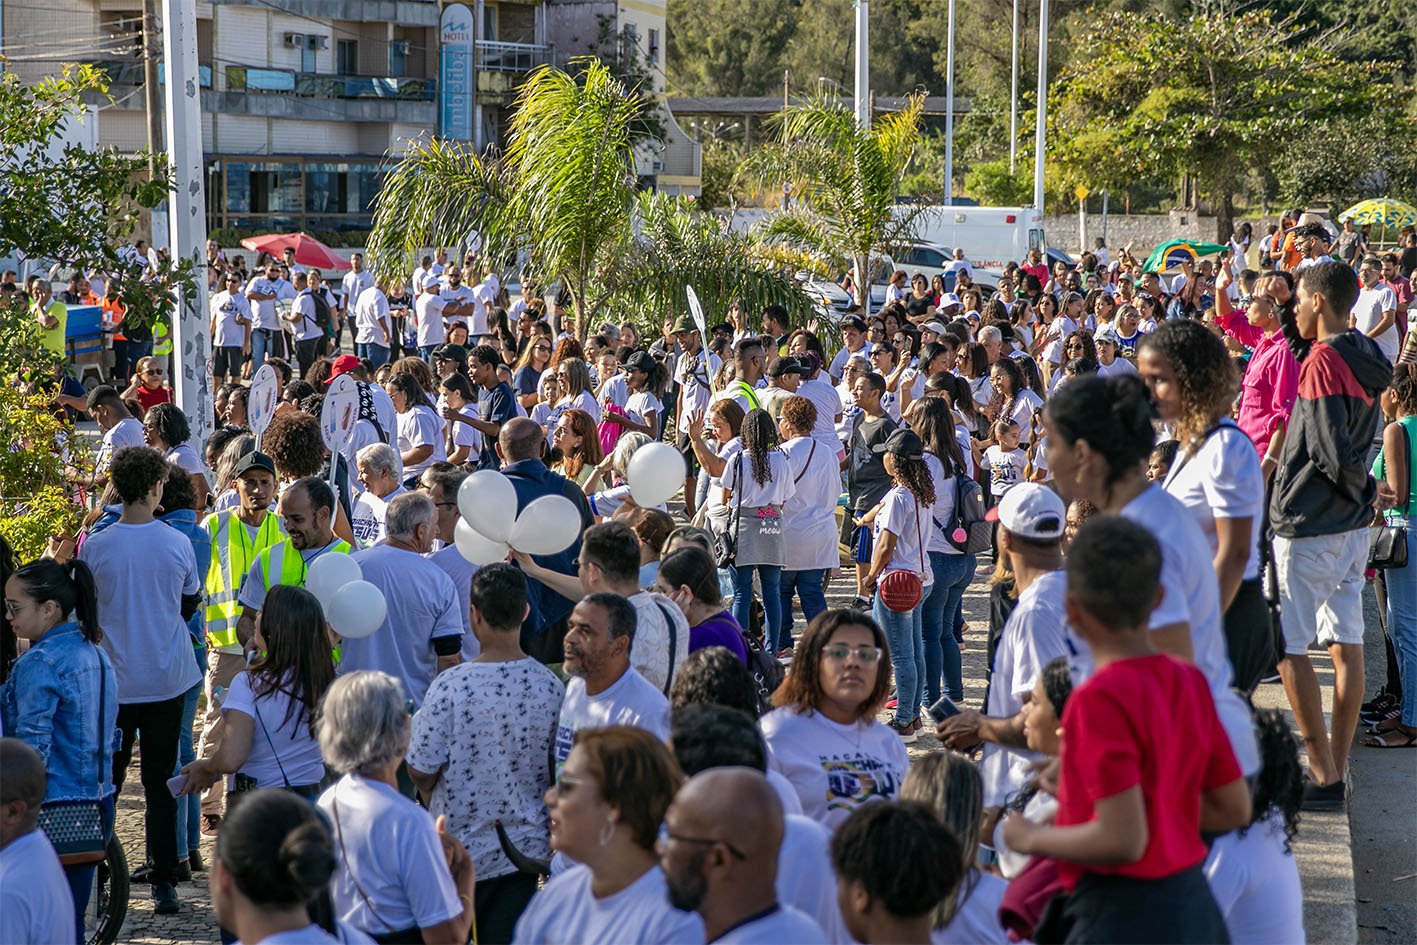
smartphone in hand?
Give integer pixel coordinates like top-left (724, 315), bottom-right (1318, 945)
top-left (927, 696), bottom-right (962, 724)
top-left (166, 774), bottom-right (189, 798)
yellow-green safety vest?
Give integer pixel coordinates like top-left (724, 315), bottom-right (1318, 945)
top-left (152, 318), bottom-right (172, 356)
top-left (203, 511), bottom-right (288, 650)
top-left (247, 538), bottom-right (354, 604)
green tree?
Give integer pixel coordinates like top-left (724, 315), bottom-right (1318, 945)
top-left (737, 93), bottom-right (926, 308)
top-left (1050, 6), bottom-right (1383, 239)
top-left (666, 0), bottom-right (798, 96)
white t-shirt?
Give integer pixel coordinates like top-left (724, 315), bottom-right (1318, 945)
top-left (1352, 283), bottom-right (1399, 361)
top-left (930, 870), bottom-right (1009, 945)
top-left (342, 269), bottom-right (374, 308)
top-left (835, 381), bottom-right (861, 444)
top-left (210, 289), bottom-right (252, 347)
top-left (624, 390), bottom-right (663, 432)
top-left (97, 417), bottom-right (146, 474)
top-left (1162, 419), bottom-right (1263, 580)
top-left (513, 863), bottom-right (703, 945)
top-left (470, 280), bottom-right (497, 337)
top-left (548, 390), bottom-right (601, 429)
top-left (627, 591), bottom-right (691, 694)
top-left (588, 484), bottom-right (666, 520)
top-left (674, 349), bottom-right (722, 421)
top-left (222, 669), bottom-right (325, 788)
top-left (723, 449), bottom-right (795, 509)
top-left (80, 520), bottom-right (201, 703)
top-left (166, 442), bottom-right (205, 477)
top-left (396, 405), bottom-right (447, 479)
top-left (981, 570), bottom-right (1069, 807)
top-left (440, 284), bottom-right (474, 328)
top-left (982, 445), bottom-right (1028, 499)
top-left (598, 373), bottom-right (629, 411)
top-left (921, 452), bottom-right (961, 556)
top-left (353, 286), bottom-right (391, 345)
top-left (407, 658), bottom-right (565, 880)
top-left (246, 277), bottom-right (283, 330)
top-left (1069, 485), bottom-right (1260, 776)
top-left (554, 667), bottom-right (670, 766)
top-left (797, 378), bottom-right (845, 450)
top-left (340, 545), bottom-right (464, 709)
top-left (760, 707), bottom-right (910, 831)
top-left (781, 437), bottom-right (843, 570)
top-left (717, 905), bottom-right (826, 944)
top-left (1096, 356), bottom-right (1139, 377)
top-left (873, 485), bottom-right (933, 585)
top-left (777, 815), bottom-right (852, 944)
top-left (350, 485), bottom-right (404, 547)
top-left (290, 291), bottom-right (322, 342)
top-left (414, 292), bottom-right (448, 348)
top-left (1203, 810), bottom-right (1306, 945)
top-left (945, 258), bottom-right (974, 280)
top-left (428, 544), bottom-right (479, 661)
top-left (0, 830), bottom-right (74, 945)
top-left (318, 775), bottom-right (462, 935)
top-left (1003, 389), bottom-right (1045, 444)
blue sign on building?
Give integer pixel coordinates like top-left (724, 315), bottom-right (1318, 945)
top-left (439, 3), bottom-right (475, 141)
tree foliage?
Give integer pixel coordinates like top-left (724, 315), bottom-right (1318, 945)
top-left (1049, 6), bottom-right (1384, 238)
top-left (736, 93), bottom-right (926, 307)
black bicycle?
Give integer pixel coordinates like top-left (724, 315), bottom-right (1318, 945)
top-left (85, 833), bottom-right (128, 945)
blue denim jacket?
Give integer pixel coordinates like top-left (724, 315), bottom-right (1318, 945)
top-left (1, 623), bottom-right (119, 802)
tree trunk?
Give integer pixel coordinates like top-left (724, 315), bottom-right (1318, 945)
top-left (1216, 189), bottom-right (1235, 244)
top-left (852, 253), bottom-right (868, 309)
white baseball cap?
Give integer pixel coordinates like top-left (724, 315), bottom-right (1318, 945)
top-left (921, 320), bottom-right (948, 335)
top-left (939, 292), bottom-right (962, 309)
top-left (985, 483), bottom-right (1066, 541)
top-left (422, 274), bottom-right (441, 290)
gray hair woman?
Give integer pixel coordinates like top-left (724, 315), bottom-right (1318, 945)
top-left (315, 671), bottom-right (474, 943)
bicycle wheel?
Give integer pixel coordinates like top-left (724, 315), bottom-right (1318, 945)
top-left (86, 834), bottom-right (128, 945)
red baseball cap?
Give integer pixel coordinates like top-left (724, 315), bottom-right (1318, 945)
top-left (325, 354), bottom-right (361, 385)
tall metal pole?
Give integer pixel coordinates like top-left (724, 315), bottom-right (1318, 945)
top-left (142, 0), bottom-right (162, 176)
top-left (853, 0), bottom-right (870, 129)
top-left (1032, 0), bottom-right (1049, 212)
top-left (1009, 0), bottom-right (1019, 174)
top-left (943, 0), bottom-right (955, 204)
top-left (160, 0), bottom-right (212, 446)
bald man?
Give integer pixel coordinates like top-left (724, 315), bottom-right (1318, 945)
top-left (659, 768), bottom-right (825, 943)
top-left (1, 739), bottom-right (77, 944)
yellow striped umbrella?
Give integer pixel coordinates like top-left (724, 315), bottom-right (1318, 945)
top-left (1338, 198), bottom-right (1417, 229)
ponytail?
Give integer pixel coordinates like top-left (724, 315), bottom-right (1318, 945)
top-left (11, 558), bottom-right (102, 644)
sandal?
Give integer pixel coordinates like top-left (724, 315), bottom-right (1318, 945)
top-left (1366, 712), bottom-right (1404, 735)
top-left (1363, 728), bottom-right (1417, 749)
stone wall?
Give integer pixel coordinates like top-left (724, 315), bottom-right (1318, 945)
top-left (1044, 210), bottom-right (1229, 256)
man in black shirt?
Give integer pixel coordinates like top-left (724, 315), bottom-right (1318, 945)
top-left (461, 343), bottom-right (516, 469)
top-left (846, 371), bottom-right (898, 609)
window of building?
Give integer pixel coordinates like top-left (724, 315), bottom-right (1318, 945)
top-left (301, 44), bottom-right (317, 73)
top-left (337, 39), bottom-right (358, 76)
top-left (647, 28), bottom-right (659, 63)
top-left (389, 40), bottom-right (408, 77)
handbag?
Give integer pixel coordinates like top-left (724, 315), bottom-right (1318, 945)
top-left (597, 402), bottom-right (628, 456)
top-left (37, 659), bottom-right (109, 866)
top-left (712, 458), bottom-right (745, 568)
top-left (879, 492), bottom-right (925, 613)
top-left (1368, 423), bottom-right (1410, 571)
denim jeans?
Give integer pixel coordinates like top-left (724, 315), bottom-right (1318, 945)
top-left (1386, 517), bottom-right (1417, 727)
top-left (922, 552), bottom-right (976, 704)
top-left (357, 341), bottom-right (390, 368)
top-left (174, 680), bottom-right (202, 857)
top-left (779, 568), bottom-right (828, 651)
top-left (250, 328), bottom-right (277, 369)
top-left (421, 344), bottom-right (439, 361)
top-left (874, 593), bottom-right (924, 726)
top-left (730, 564), bottom-right (782, 648)
top-left (63, 793), bottom-right (115, 942)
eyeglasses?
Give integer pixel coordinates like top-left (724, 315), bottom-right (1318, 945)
top-left (821, 645), bottom-right (882, 664)
top-left (657, 823), bottom-right (747, 860)
top-left (3, 599), bottom-right (28, 616)
top-left (1064, 343), bottom-right (1085, 352)
top-left (554, 772), bottom-right (585, 795)
top-left (144, 368), bottom-right (163, 376)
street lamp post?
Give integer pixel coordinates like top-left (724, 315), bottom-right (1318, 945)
top-left (854, 0), bottom-right (870, 129)
top-left (1032, 0), bottom-right (1049, 213)
top-left (943, 0), bottom-right (955, 204)
top-left (1009, 0), bottom-right (1019, 174)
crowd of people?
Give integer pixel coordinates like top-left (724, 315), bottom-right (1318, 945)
top-left (2, 222), bottom-right (1415, 945)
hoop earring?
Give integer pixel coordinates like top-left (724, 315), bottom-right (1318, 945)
top-left (598, 818), bottom-right (615, 847)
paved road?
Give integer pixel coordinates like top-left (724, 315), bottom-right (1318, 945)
top-left (109, 555), bottom-right (1394, 943)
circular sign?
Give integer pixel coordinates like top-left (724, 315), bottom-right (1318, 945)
top-left (322, 384), bottom-right (360, 454)
top-left (247, 363), bottom-right (281, 436)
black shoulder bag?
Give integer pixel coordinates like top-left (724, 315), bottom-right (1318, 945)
top-left (37, 657), bottom-right (109, 865)
top-left (1369, 422), bottom-right (1411, 570)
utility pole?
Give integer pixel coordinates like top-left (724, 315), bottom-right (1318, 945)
top-left (943, 0), bottom-right (955, 204)
top-left (160, 0), bottom-right (212, 445)
top-left (1009, 0), bottom-right (1019, 174)
top-left (1032, 0), bottom-right (1049, 213)
top-left (141, 0), bottom-right (162, 175)
top-left (853, 0), bottom-right (870, 129)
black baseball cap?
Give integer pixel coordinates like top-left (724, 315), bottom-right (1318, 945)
top-left (232, 451), bottom-right (276, 478)
top-left (884, 429), bottom-right (924, 461)
top-left (767, 356), bottom-right (804, 378)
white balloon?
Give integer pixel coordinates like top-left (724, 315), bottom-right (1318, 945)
top-left (325, 580), bottom-right (386, 639)
top-left (305, 553), bottom-right (362, 608)
top-left (454, 519), bottom-right (511, 565)
top-left (626, 441), bottom-right (687, 507)
top-left (457, 470), bottom-right (519, 543)
top-left (508, 495), bottom-right (582, 556)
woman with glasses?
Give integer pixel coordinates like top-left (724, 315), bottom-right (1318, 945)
top-left (868, 342), bottom-right (903, 422)
top-left (316, 671), bottom-right (475, 944)
top-left (1054, 330), bottom-right (1099, 392)
top-left (121, 354), bottom-right (175, 413)
top-left (549, 408), bottom-right (603, 488)
top-left (144, 401), bottom-right (211, 511)
top-left (385, 372), bottom-right (448, 485)
top-left (515, 727), bottom-right (701, 944)
top-left (544, 358), bottom-right (600, 443)
top-left (760, 609), bottom-right (909, 831)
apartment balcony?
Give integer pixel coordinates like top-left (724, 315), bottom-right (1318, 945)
top-left (476, 40), bottom-right (553, 74)
top-left (207, 0), bottom-right (440, 27)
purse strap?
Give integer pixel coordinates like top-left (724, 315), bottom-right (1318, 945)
top-left (730, 452), bottom-right (745, 548)
top-left (93, 644), bottom-right (106, 793)
top-left (652, 599), bottom-right (679, 697)
top-left (331, 790), bottom-right (397, 934)
top-left (793, 440), bottom-right (817, 486)
top-left (251, 691), bottom-right (293, 789)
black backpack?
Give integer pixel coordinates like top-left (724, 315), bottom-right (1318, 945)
top-left (309, 289), bottom-right (333, 330)
top-left (742, 629), bottom-right (786, 715)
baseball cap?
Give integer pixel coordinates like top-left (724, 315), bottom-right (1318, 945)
top-left (921, 320), bottom-right (948, 336)
top-left (232, 450), bottom-right (276, 478)
top-left (840, 315), bottom-right (868, 333)
top-left (422, 274), bottom-right (441, 290)
top-left (624, 350), bottom-right (656, 374)
top-left (325, 354), bottom-right (361, 384)
top-left (767, 356), bottom-right (804, 378)
top-left (796, 352), bottom-right (822, 376)
top-left (985, 483), bottom-right (1066, 541)
top-left (883, 429), bottom-right (924, 461)
top-left (433, 343), bottom-right (468, 367)
top-left (1094, 324), bottom-right (1120, 344)
top-left (671, 315), bottom-right (697, 334)
top-left (939, 292), bottom-right (962, 309)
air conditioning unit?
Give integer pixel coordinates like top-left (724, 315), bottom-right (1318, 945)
top-left (283, 32), bottom-right (304, 47)
top-left (390, 40), bottom-right (410, 55)
top-left (307, 35), bottom-right (329, 50)
top-left (650, 158), bottom-right (665, 173)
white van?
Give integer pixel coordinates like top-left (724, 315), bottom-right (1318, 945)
top-left (905, 205), bottom-right (1047, 279)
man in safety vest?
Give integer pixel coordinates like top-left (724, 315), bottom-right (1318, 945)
top-left (717, 335), bottom-right (766, 413)
top-left (234, 476), bottom-right (352, 648)
top-left (195, 450), bottom-right (285, 833)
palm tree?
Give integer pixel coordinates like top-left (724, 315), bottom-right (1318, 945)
top-left (737, 92), bottom-right (926, 310)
